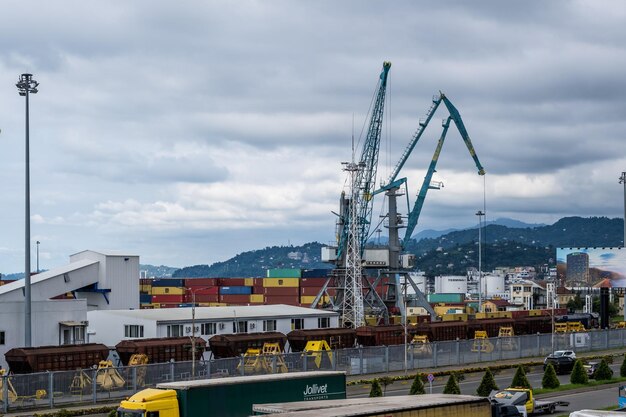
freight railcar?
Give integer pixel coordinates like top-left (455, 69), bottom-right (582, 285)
top-left (208, 332), bottom-right (287, 359)
top-left (5, 343), bottom-right (109, 374)
top-left (287, 328), bottom-right (356, 351)
top-left (556, 312), bottom-right (599, 329)
top-left (116, 337), bottom-right (206, 365)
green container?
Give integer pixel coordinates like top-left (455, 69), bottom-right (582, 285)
top-left (427, 293), bottom-right (464, 303)
top-left (266, 268), bottom-right (302, 278)
top-left (158, 371), bottom-right (346, 417)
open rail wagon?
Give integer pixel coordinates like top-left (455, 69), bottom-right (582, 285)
top-left (115, 337), bottom-right (206, 366)
top-left (5, 343), bottom-right (109, 374)
top-left (209, 332), bottom-right (287, 359)
top-left (287, 328), bottom-right (356, 351)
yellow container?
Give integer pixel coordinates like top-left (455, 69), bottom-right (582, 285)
top-left (208, 302), bottom-right (227, 307)
top-left (151, 303), bottom-right (161, 309)
top-left (250, 294), bottom-right (264, 303)
top-left (323, 295), bottom-right (330, 303)
top-left (528, 309), bottom-right (541, 316)
top-left (151, 286), bottom-right (185, 295)
top-left (443, 313), bottom-right (468, 321)
top-left (365, 316), bottom-right (379, 326)
top-left (500, 311), bottom-right (512, 318)
top-left (263, 278), bottom-right (299, 288)
top-left (244, 278), bottom-right (254, 287)
top-left (140, 284), bottom-right (152, 293)
top-left (300, 295), bottom-right (318, 305)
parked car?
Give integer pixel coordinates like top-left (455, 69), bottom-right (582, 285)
top-left (543, 350), bottom-right (577, 374)
top-left (584, 361), bottom-right (599, 378)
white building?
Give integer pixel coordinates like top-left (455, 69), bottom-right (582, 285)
top-left (86, 304), bottom-right (340, 348)
top-left (0, 250), bottom-right (139, 369)
top-left (509, 279), bottom-right (542, 310)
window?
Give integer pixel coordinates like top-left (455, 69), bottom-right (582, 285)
top-left (318, 317), bottom-right (330, 328)
top-left (201, 323), bottom-right (216, 336)
top-left (0, 331), bottom-right (5, 345)
top-left (263, 320), bottom-right (277, 332)
top-left (167, 324), bottom-right (183, 337)
top-left (147, 412), bottom-right (160, 417)
top-left (233, 321), bottom-right (248, 333)
top-left (291, 318), bottom-right (304, 330)
top-left (73, 326), bottom-right (85, 343)
top-left (124, 325), bottom-right (144, 338)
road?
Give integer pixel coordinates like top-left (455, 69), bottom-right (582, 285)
top-left (348, 363), bottom-right (623, 414)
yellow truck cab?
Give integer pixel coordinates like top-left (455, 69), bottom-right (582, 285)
top-left (489, 387), bottom-right (569, 416)
top-left (118, 388), bottom-right (180, 417)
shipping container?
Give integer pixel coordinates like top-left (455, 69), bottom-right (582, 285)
top-left (151, 278), bottom-right (185, 287)
top-left (300, 278), bottom-right (328, 288)
top-left (219, 294), bottom-right (251, 304)
top-left (220, 286), bottom-right (253, 295)
top-left (300, 286), bottom-right (324, 296)
top-left (152, 294), bottom-right (185, 303)
top-left (208, 332), bottom-right (287, 358)
top-left (355, 325), bottom-right (420, 346)
top-left (119, 371), bottom-right (346, 417)
top-left (250, 294), bottom-right (264, 303)
top-left (427, 293), bottom-right (465, 303)
top-left (300, 295), bottom-right (320, 305)
top-left (186, 294), bottom-right (219, 303)
top-left (184, 278), bottom-right (217, 287)
top-left (267, 268), bottom-right (302, 278)
top-left (264, 278), bottom-right (299, 288)
top-left (5, 344), bottom-right (109, 374)
top-left (244, 278), bottom-right (254, 286)
top-left (152, 286), bottom-right (186, 295)
top-left (301, 268), bottom-right (331, 278)
top-left (115, 337), bottom-right (205, 365)
top-left (264, 287), bottom-right (299, 296)
top-left (140, 293), bottom-right (152, 303)
top-left (217, 278), bottom-right (246, 286)
top-left (187, 286), bottom-right (219, 295)
top-left (264, 295), bottom-right (300, 305)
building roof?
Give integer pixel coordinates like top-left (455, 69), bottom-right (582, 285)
top-left (556, 286), bottom-right (574, 294)
top-left (88, 304), bottom-right (337, 322)
top-left (593, 278), bottom-right (612, 288)
top-left (71, 249), bottom-right (139, 257)
top-left (0, 259), bottom-right (99, 296)
top-left (485, 299), bottom-right (512, 307)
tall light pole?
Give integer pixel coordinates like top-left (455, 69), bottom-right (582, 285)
top-left (476, 210), bottom-right (485, 313)
top-left (187, 285), bottom-right (215, 379)
top-left (620, 172), bottom-right (626, 248)
top-left (36, 241), bottom-right (40, 273)
top-left (16, 73), bottom-right (38, 347)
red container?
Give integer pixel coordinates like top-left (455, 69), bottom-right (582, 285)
top-left (217, 278), bottom-right (246, 286)
top-left (219, 294), bottom-right (250, 304)
top-left (253, 285), bottom-right (264, 294)
top-left (511, 310), bottom-right (530, 319)
top-left (160, 303), bottom-right (180, 308)
top-left (300, 287), bottom-right (324, 296)
top-left (264, 287), bottom-right (299, 296)
top-left (187, 294), bottom-right (219, 303)
top-left (187, 286), bottom-right (219, 295)
top-left (152, 294), bottom-right (184, 303)
top-left (185, 278), bottom-right (217, 287)
top-left (253, 278), bottom-right (264, 286)
top-left (264, 295), bottom-right (300, 305)
top-left (300, 278), bottom-right (327, 288)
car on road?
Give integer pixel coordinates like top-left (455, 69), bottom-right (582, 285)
top-left (584, 361), bottom-right (599, 378)
top-left (544, 350), bottom-right (577, 374)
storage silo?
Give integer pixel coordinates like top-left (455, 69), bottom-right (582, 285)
top-left (434, 275), bottom-right (468, 294)
top-left (482, 274), bottom-right (505, 296)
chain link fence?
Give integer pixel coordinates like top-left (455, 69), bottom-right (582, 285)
top-left (2, 328), bottom-right (625, 412)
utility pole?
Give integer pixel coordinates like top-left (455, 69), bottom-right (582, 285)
top-left (476, 210), bottom-right (485, 313)
top-left (36, 241), bottom-right (40, 273)
top-left (620, 172), bottom-right (626, 247)
top-left (16, 73), bottom-right (39, 347)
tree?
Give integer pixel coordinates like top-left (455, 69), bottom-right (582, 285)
top-left (369, 379), bottom-right (383, 397)
top-left (621, 355), bottom-right (626, 378)
top-left (443, 374), bottom-right (461, 395)
top-left (378, 376), bottom-right (394, 395)
top-left (410, 373), bottom-right (425, 395)
top-left (594, 359), bottom-right (613, 380)
top-left (570, 360), bottom-right (589, 384)
top-left (511, 366), bottom-right (532, 389)
top-left (542, 363), bottom-right (560, 389)
top-left (476, 368), bottom-right (499, 397)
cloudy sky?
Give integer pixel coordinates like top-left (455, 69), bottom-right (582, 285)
top-left (1, 1), bottom-right (625, 274)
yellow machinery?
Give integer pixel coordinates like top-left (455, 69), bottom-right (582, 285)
top-left (471, 330), bottom-right (494, 353)
top-left (567, 322), bottom-right (586, 332)
top-left (497, 327), bottom-right (516, 351)
top-left (0, 369), bottom-right (46, 404)
top-left (410, 335), bottom-right (433, 357)
top-left (238, 343), bottom-right (288, 374)
top-left (302, 340), bottom-right (334, 369)
top-left (96, 360), bottom-right (126, 390)
top-left (554, 323), bottom-right (568, 333)
top-left (129, 353), bottom-right (149, 387)
top-left (616, 321), bottom-right (626, 329)
top-left (69, 369), bottom-right (92, 396)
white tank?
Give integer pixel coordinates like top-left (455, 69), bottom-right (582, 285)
top-left (482, 274), bottom-right (505, 296)
top-left (435, 275), bottom-right (468, 294)
top-left (406, 272), bottom-right (427, 295)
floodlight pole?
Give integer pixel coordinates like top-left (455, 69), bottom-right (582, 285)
top-left (16, 74), bottom-right (38, 348)
top-left (476, 210), bottom-right (485, 313)
top-left (620, 172), bottom-right (626, 248)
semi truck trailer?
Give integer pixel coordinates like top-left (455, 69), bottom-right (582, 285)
top-left (117, 371), bottom-right (346, 417)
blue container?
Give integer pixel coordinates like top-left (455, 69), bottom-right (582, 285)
top-left (151, 278), bottom-right (185, 287)
top-left (301, 268), bottom-right (331, 278)
top-left (219, 286), bottom-right (252, 295)
top-left (139, 293), bottom-right (152, 303)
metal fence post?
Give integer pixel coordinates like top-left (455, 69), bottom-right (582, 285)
top-left (239, 356), bottom-right (245, 376)
top-left (206, 360), bottom-right (211, 378)
top-left (92, 368), bottom-right (98, 404)
top-left (433, 343), bottom-right (438, 368)
top-left (359, 347), bottom-right (364, 375)
top-left (132, 366), bottom-right (137, 392)
top-left (606, 328), bottom-right (610, 349)
top-left (333, 350), bottom-right (337, 371)
top-left (456, 339), bottom-right (460, 365)
top-left (385, 346), bottom-right (389, 373)
top-left (170, 360), bottom-right (175, 381)
top-left (48, 371), bottom-right (54, 408)
top-left (3, 373), bottom-right (9, 413)
top-left (303, 352), bottom-right (308, 372)
top-left (272, 355), bottom-right (277, 374)
top-left (517, 336), bottom-right (522, 358)
top-left (409, 345), bottom-right (415, 370)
